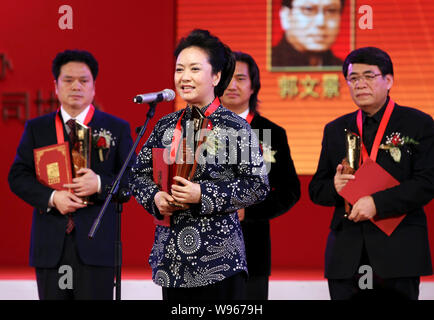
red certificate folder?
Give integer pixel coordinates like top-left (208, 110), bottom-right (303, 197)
top-left (33, 142), bottom-right (73, 191)
top-left (339, 158), bottom-right (406, 236)
top-left (152, 148), bottom-right (171, 227)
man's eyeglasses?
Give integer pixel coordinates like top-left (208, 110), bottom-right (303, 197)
top-left (346, 74), bottom-right (383, 85)
top-left (293, 5), bottom-right (341, 19)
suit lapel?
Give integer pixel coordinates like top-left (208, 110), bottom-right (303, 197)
top-left (376, 103), bottom-right (401, 166)
top-left (347, 110), bottom-right (360, 136)
top-left (88, 108), bottom-right (99, 126)
top-left (56, 111), bottom-right (71, 145)
top-left (382, 102), bottom-right (399, 140)
top-left (88, 110), bottom-right (99, 168)
top-left (250, 112), bottom-right (260, 129)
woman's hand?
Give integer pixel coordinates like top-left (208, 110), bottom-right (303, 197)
top-left (171, 176), bottom-right (202, 204)
top-left (237, 208), bottom-right (245, 221)
top-left (154, 191), bottom-right (178, 216)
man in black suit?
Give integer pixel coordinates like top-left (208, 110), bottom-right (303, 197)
top-left (8, 50), bottom-right (133, 300)
top-left (309, 47), bottom-right (434, 299)
top-left (221, 51), bottom-right (300, 299)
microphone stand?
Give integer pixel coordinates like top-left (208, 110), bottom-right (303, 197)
top-left (88, 101), bottom-right (158, 300)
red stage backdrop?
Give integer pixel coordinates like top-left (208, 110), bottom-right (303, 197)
top-left (1, 0), bottom-right (433, 276)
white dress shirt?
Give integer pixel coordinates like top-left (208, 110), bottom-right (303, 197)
top-left (238, 107), bottom-right (249, 119)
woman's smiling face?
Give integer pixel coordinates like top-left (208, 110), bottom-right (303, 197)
top-left (174, 46), bottom-right (221, 108)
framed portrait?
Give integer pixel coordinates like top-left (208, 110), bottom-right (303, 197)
top-left (267, 0), bottom-right (355, 72)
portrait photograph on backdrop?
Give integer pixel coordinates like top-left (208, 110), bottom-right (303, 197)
top-left (268, 0), bottom-right (355, 71)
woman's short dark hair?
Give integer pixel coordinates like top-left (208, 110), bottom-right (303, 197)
top-left (52, 49), bottom-right (99, 81)
top-left (174, 29), bottom-right (235, 98)
top-left (233, 51), bottom-right (261, 113)
top-left (342, 47), bottom-right (394, 78)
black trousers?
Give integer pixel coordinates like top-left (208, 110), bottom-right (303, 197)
top-left (245, 275), bottom-right (269, 300)
top-left (328, 276), bottom-right (420, 300)
top-left (328, 244), bottom-right (420, 300)
top-left (162, 272), bottom-right (247, 301)
top-left (35, 231), bottom-right (115, 300)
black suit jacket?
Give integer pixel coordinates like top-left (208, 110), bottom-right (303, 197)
top-left (309, 102), bottom-right (434, 279)
top-left (8, 109), bottom-right (133, 268)
top-left (272, 37), bottom-right (343, 67)
top-left (242, 112), bottom-right (300, 276)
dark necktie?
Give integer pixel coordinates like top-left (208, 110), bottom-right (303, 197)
top-left (65, 119), bottom-right (76, 234)
top-left (66, 119), bottom-right (77, 146)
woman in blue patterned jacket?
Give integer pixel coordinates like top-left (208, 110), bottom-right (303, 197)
top-left (129, 29), bottom-right (269, 300)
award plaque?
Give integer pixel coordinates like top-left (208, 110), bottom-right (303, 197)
top-left (71, 121), bottom-right (92, 204)
top-left (168, 106), bottom-right (210, 210)
top-left (342, 129), bottom-right (361, 217)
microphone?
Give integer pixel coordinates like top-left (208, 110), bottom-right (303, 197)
top-left (133, 89), bottom-right (175, 104)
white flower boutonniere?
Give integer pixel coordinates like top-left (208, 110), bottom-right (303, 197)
top-left (205, 126), bottom-right (225, 156)
top-left (93, 129), bottom-right (116, 162)
top-left (379, 132), bottom-right (419, 163)
top-left (260, 141), bottom-right (276, 163)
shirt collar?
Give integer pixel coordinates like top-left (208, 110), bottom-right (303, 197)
top-left (362, 96), bottom-right (389, 124)
top-left (61, 105), bottom-right (91, 124)
top-left (238, 108), bottom-right (250, 120)
top-left (199, 100), bottom-right (213, 114)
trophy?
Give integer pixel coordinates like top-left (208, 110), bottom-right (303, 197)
top-left (342, 129), bottom-right (361, 218)
top-left (168, 106), bottom-right (209, 209)
top-left (71, 121), bottom-right (92, 205)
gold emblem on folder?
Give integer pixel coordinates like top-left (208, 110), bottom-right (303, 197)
top-left (47, 162), bottom-right (60, 185)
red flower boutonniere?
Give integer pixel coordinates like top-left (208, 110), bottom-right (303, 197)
top-left (93, 129), bottom-right (115, 162)
top-left (379, 132), bottom-right (419, 162)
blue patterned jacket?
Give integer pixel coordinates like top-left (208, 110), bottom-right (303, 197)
top-left (129, 102), bottom-right (269, 288)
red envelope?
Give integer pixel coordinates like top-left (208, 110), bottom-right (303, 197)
top-left (339, 158), bottom-right (406, 236)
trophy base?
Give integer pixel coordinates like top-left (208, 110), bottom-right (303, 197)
top-left (342, 158), bottom-right (355, 219)
top-left (344, 201), bottom-right (351, 218)
top-left (81, 197), bottom-right (93, 206)
top-left (167, 200), bottom-right (189, 210)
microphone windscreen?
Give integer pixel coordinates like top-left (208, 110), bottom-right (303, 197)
top-left (162, 89), bottom-right (176, 102)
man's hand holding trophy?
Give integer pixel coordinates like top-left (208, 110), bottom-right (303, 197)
top-left (335, 129), bottom-right (360, 218)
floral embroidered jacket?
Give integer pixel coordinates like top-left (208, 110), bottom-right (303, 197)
top-left (129, 102), bottom-right (270, 288)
